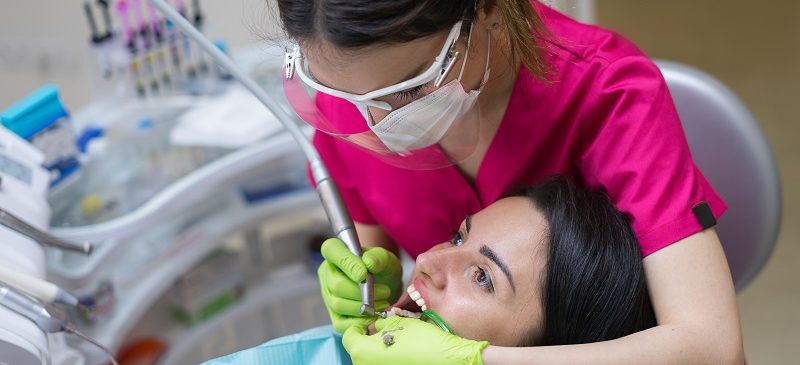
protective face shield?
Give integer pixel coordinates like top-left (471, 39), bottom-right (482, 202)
top-left (283, 21), bottom-right (490, 170)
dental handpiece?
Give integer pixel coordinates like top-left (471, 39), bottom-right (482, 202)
top-left (0, 266), bottom-right (80, 307)
top-left (147, 0), bottom-right (377, 316)
top-left (0, 283), bottom-right (64, 333)
top-left (0, 284), bottom-right (120, 365)
top-left (311, 161), bottom-right (375, 316)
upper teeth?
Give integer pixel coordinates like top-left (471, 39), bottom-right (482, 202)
top-left (406, 284), bottom-right (428, 311)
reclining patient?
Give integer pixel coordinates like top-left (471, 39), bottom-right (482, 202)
top-left (204, 176), bottom-right (656, 364)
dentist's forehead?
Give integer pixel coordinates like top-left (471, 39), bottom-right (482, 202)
top-left (301, 33), bottom-right (447, 94)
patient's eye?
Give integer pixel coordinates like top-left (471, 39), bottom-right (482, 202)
top-left (474, 268), bottom-right (494, 293)
top-left (449, 230), bottom-right (464, 246)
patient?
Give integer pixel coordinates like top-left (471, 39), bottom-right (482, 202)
top-left (390, 175), bottom-right (656, 346)
top-left (203, 176), bottom-right (656, 364)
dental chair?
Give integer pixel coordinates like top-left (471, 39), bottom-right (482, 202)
top-left (657, 61), bottom-right (782, 291)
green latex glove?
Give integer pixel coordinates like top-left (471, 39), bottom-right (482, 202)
top-left (343, 315), bottom-right (489, 365)
top-left (318, 238), bottom-right (403, 333)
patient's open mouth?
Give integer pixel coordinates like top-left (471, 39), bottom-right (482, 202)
top-left (407, 283), bottom-right (429, 311)
top-left (393, 283), bottom-right (427, 313)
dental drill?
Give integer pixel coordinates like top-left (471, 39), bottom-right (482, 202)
top-left (0, 283), bottom-right (119, 365)
top-left (147, 0), bottom-right (378, 316)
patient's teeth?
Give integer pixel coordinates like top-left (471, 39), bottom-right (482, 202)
top-left (406, 284), bottom-right (427, 309)
top-left (388, 307), bottom-right (422, 319)
top-left (421, 304), bottom-right (427, 311)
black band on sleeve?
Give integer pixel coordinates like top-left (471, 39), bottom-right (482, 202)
top-left (692, 202), bottom-right (717, 230)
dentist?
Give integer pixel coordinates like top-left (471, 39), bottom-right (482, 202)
top-left (278, 0), bottom-right (743, 364)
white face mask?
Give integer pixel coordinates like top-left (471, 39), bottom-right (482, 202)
top-left (361, 28), bottom-right (491, 154)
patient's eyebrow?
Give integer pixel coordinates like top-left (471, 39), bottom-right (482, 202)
top-left (480, 245), bottom-right (515, 293)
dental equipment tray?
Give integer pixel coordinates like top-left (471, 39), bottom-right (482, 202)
top-left (48, 101), bottom-right (231, 228)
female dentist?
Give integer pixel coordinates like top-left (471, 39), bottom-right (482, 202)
top-left (278, 0), bottom-right (743, 364)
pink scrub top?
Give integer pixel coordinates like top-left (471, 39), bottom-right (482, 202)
top-left (309, 2), bottom-right (727, 258)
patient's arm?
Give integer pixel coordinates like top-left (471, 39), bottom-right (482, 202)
top-left (481, 228), bottom-right (744, 364)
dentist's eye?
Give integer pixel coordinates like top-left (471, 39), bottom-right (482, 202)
top-left (474, 268), bottom-right (494, 293)
top-left (449, 230), bottom-right (464, 246)
top-left (395, 85), bottom-right (424, 102)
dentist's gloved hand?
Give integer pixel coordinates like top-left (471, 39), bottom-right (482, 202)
top-left (318, 238), bottom-right (402, 333)
top-left (343, 315), bottom-right (488, 365)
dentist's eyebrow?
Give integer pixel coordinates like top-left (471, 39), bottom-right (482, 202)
top-left (465, 215), bottom-right (472, 233)
top-left (390, 61), bottom-right (431, 88)
top-left (480, 245), bottom-right (516, 293)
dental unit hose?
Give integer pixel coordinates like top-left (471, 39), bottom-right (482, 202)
top-left (147, 0), bottom-right (377, 316)
top-left (0, 284), bottom-right (119, 365)
top-left (0, 266), bottom-right (81, 308)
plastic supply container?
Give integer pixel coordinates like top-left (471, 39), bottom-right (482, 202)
top-left (42, 42), bottom-right (311, 365)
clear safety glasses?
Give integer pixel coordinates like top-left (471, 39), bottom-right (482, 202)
top-left (282, 20), bottom-right (484, 170)
top-left (284, 21), bottom-right (464, 111)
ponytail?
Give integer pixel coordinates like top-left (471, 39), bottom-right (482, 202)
top-left (486, 0), bottom-right (551, 80)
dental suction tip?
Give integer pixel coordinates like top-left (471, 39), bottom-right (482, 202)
top-left (421, 310), bottom-right (454, 334)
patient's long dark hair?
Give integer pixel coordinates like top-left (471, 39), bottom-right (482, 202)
top-left (515, 176), bottom-right (656, 346)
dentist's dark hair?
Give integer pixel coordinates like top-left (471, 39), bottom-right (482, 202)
top-left (514, 176), bottom-right (657, 346)
top-left (273, 0), bottom-right (551, 79)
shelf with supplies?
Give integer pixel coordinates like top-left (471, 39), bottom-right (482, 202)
top-left (39, 43), bottom-right (328, 364)
top-left (67, 181), bottom-right (332, 365)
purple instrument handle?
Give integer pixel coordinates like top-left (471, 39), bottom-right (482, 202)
top-left (115, 0), bottom-right (133, 43)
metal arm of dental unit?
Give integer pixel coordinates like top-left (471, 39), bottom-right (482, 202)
top-left (0, 283), bottom-right (120, 365)
top-left (0, 208), bottom-right (93, 255)
top-left (148, 0), bottom-right (377, 316)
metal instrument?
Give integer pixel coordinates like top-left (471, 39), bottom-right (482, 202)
top-left (0, 208), bottom-right (93, 255)
top-left (148, 0), bottom-right (376, 315)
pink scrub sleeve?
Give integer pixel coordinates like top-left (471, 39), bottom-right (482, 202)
top-left (308, 95), bottom-right (379, 226)
top-left (579, 56), bottom-right (727, 256)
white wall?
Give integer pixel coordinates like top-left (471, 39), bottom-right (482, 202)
top-left (549, 0), bottom-right (596, 23)
top-left (0, 0), bottom-right (282, 111)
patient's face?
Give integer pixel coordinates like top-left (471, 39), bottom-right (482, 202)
top-left (397, 197), bottom-right (548, 346)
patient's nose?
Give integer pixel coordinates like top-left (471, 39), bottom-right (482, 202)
top-left (416, 248), bottom-right (451, 290)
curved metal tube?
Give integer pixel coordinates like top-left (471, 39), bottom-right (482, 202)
top-left (148, 0), bottom-right (374, 315)
top-left (0, 208), bottom-right (92, 255)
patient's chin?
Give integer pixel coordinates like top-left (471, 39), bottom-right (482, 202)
top-left (367, 322), bottom-right (377, 335)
